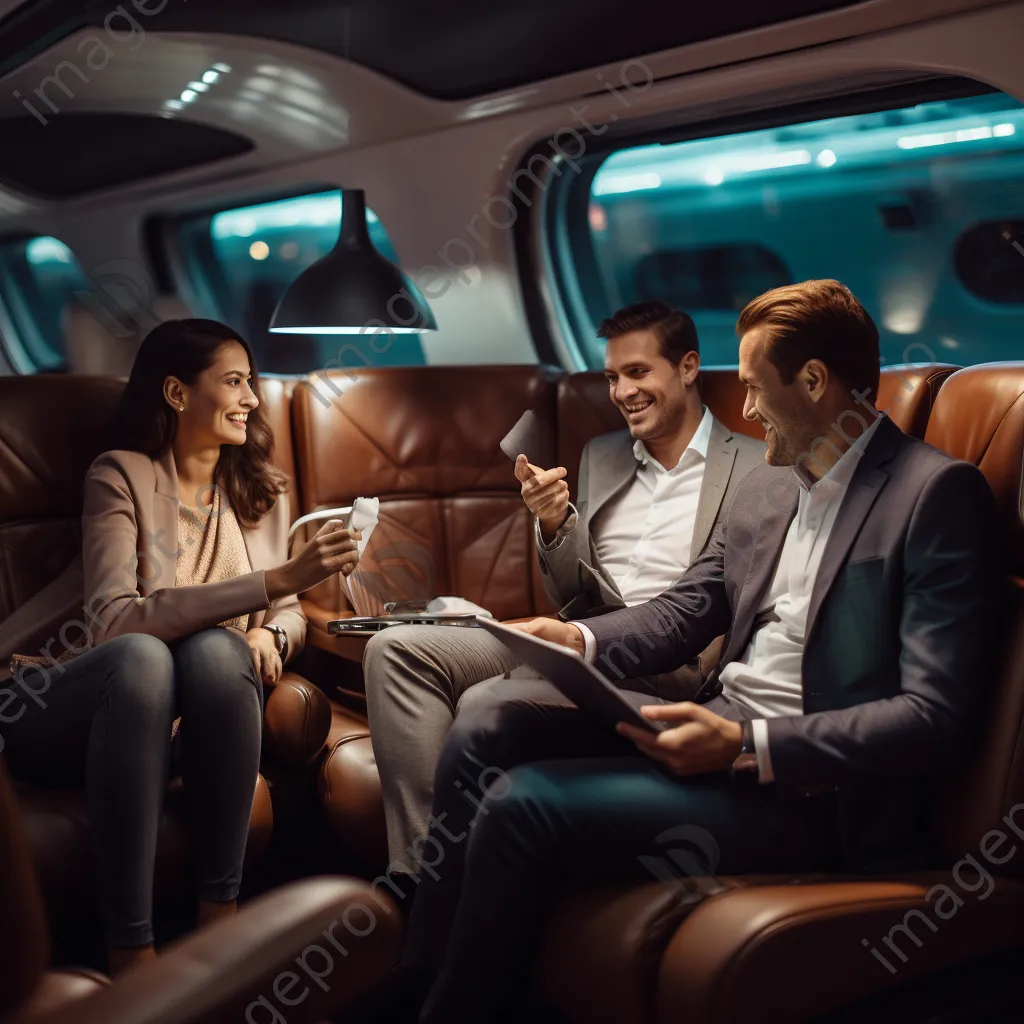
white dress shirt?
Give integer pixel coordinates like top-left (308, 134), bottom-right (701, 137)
top-left (578, 413), bottom-right (884, 783)
top-left (538, 405), bottom-right (714, 605)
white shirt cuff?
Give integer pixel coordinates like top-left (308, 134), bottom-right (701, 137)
top-left (536, 503), bottom-right (578, 551)
top-left (573, 621), bottom-right (597, 663)
top-left (750, 718), bottom-right (775, 784)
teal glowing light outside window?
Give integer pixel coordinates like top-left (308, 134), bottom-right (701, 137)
top-left (0, 235), bottom-right (89, 371)
top-left (560, 90), bottom-right (1024, 369)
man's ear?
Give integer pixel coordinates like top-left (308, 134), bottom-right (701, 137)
top-left (679, 350), bottom-right (700, 387)
top-left (801, 359), bottom-right (829, 402)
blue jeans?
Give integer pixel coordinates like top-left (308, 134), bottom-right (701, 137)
top-left (2, 629), bottom-right (263, 948)
top-left (402, 677), bottom-right (841, 1023)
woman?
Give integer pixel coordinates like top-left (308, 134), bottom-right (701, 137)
top-left (1, 320), bottom-right (359, 976)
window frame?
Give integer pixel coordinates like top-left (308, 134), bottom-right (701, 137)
top-left (0, 232), bottom-right (90, 373)
top-left (518, 73), bottom-right (1002, 370)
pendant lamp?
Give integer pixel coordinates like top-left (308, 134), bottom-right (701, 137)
top-left (269, 189), bottom-right (437, 335)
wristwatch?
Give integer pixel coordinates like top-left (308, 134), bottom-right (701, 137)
top-left (731, 721), bottom-right (758, 774)
top-left (263, 623), bottom-right (288, 663)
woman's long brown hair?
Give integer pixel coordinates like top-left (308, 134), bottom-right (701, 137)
top-left (114, 318), bottom-right (287, 524)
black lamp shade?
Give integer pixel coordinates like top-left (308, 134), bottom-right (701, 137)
top-left (269, 189), bottom-right (437, 335)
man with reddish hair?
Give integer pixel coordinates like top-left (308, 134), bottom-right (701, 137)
top-left (400, 279), bottom-right (1001, 1024)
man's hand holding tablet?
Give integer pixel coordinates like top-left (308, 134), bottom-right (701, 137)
top-left (506, 618), bottom-right (745, 774)
top-left (508, 616), bottom-right (585, 656)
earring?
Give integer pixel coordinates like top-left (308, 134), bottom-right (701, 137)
top-left (179, 404), bottom-right (185, 412)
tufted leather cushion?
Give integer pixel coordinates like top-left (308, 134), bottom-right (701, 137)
top-left (291, 367), bottom-right (560, 638)
top-left (875, 363), bottom-right (958, 441)
top-left (655, 874), bottom-right (1024, 1024)
top-left (263, 672), bottom-right (332, 766)
top-left (921, 364), bottom-right (1024, 867)
top-left (318, 704), bottom-right (388, 869)
top-left (258, 375), bottom-right (300, 494)
top-left (924, 363), bottom-right (1024, 573)
top-left (13, 968), bottom-right (109, 1018)
top-left (0, 376), bottom-right (123, 632)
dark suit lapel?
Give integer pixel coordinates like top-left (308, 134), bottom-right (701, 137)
top-left (691, 418), bottom-right (736, 558)
top-left (804, 418), bottom-right (898, 645)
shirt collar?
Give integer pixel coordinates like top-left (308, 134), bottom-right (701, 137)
top-left (633, 405), bottom-right (713, 471)
top-left (793, 412), bottom-right (886, 493)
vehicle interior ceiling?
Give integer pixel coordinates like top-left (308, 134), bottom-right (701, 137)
top-left (0, 0), bottom-right (1023, 1021)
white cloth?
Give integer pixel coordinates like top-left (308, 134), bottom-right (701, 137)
top-left (578, 414), bottom-right (884, 784)
top-left (539, 405), bottom-right (713, 606)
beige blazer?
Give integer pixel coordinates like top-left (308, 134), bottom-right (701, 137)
top-left (0, 448), bottom-right (305, 682)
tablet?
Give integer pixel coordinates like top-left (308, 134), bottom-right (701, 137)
top-left (475, 617), bottom-right (667, 734)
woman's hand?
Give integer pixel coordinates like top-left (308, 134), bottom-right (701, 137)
top-left (246, 627), bottom-right (282, 684)
top-left (265, 519), bottom-right (362, 600)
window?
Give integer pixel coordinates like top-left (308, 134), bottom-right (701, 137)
top-left (549, 87), bottom-right (1024, 369)
top-left (632, 246), bottom-right (791, 311)
top-left (176, 191), bottom-right (426, 373)
top-left (955, 220), bottom-right (1024, 304)
top-left (0, 236), bottom-right (89, 371)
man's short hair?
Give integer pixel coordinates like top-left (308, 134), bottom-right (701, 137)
top-left (597, 300), bottom-right (699, 365)
top-left (737, 279), bottom-right (881, 403)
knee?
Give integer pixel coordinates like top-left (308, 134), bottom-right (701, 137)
top-left (364, 626), bottom-right (419, 677)
top-left (435, 696), bottom-right (507, 786)
top-left (177, 627), bottom-right (251, 673)
top-left (175, 628), bottom-right (258, 699)
top-left (467, 765), bottom-right (545, 851)
top-left (102, 633), bottom-right (175, 713)
top-left (363, 626), bottom-right (434, 706)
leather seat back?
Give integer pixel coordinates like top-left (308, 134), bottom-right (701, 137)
top-left (0, 375), bottom-right (124, 642)
top-left (258, 376), bottom-right (300, 495)
top-left (291, 367), bottom-right (559, 620)
top-left (923, 364), bottom-right (1024, 867)
top-left (875, 363), bottom-right (958, 439)
top-left (0, 756), bottom-right (49, 1019)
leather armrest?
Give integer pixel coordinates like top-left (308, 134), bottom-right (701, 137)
top-left (263, 673), bottom-right (332, 766)
top-left (15, 877), bottom-right (401, 1024)
top-left (656, 874), bottom-right (1024, 1024)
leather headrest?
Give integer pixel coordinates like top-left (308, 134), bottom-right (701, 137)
top-left (924, 363), bottom-right (1024, 573)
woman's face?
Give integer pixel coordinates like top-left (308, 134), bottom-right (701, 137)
top-left (170, 340), bottom-right (259, 448)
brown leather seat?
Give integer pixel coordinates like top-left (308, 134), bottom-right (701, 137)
top-left (291, 366), bottom-right (561, 660)
top-left (310, 363), bottom-right (964, 877)
top-left (0, 375), bottom-right (328, 931)
top-left (0, 752), bottom-right (401, 1024)
top-left (541, 363), bottom-right (1024, 1024)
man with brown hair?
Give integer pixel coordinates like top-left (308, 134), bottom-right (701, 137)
top-left (400, 279), bottom-right (1001, 1024)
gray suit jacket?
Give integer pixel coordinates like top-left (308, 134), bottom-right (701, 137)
top-left (536, 416), bottom-right (765, 697)
top-left (582, 415), bottom-right (1001, 871)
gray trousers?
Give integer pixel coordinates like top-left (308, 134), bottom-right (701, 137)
top-left (362, 623), bottom-right (699, 868)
